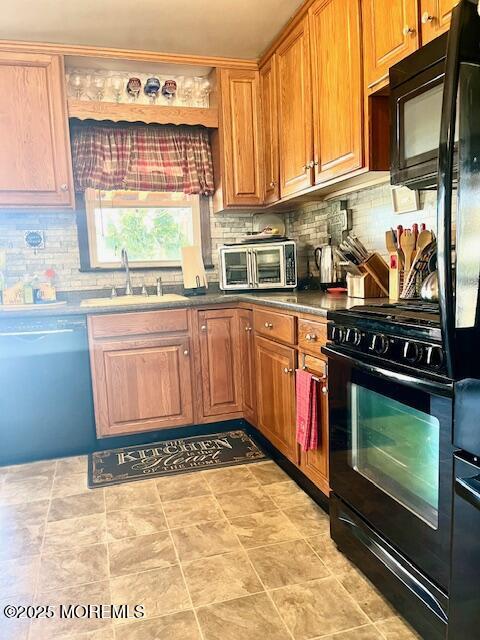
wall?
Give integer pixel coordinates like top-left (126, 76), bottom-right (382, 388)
top-left (286, 183), bottom-right (439, 277)
top-left (0, 206), bottom-right (255, 292)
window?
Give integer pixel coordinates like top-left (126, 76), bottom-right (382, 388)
top-left (84, 189), bottom-right (203, 268)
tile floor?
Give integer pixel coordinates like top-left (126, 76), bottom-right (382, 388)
top-left (0, 457), bottom-right (420, 640)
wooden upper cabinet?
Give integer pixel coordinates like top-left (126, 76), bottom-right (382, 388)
top-left (0, 51), bottom-right (74, 208)
top-left (362, 0), bottom-right (419, 93)
top-left (255, 335), bottom-right (297, 463)
top-left (238, 309), bottom-right (257, 424)
top-left (276, 16), bottom-right (314, 197)
top-left (197, 309), bottom-right (242, 418)
top-left (259, 56), bottom-right (280, 204)
top-left (420, 0), bottom-right (458, 44)
top-left (211, 68), bottom-right (263, 211)
top-left (309, 0), bottom-right (363, 184)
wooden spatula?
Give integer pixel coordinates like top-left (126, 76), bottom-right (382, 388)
top-left (400, 229), bottom-right (416, 283)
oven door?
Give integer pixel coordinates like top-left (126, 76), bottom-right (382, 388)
top-left (219, 247), bottom-right (252, 290)
top-left (252, 245), bottom-right (285, 288)
top-left (326, 347), bottom-right (453, 590)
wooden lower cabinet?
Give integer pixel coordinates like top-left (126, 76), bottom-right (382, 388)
top-left (196, 309), bottom-right (243, 419)
top-left (298, 354), bottom-right (330, 496)
top-left (238, 309), bottom-right (257, 424)
top-left (89, 334), bottom-right (194, 437)
top-left (255, 335), bottom-right (297, 463)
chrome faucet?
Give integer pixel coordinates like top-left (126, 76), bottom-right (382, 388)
top-left (121, 248), bottom-right (133, 296)
top-left (156, 277), bottom-right (163, 297)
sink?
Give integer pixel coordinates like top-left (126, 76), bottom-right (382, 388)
top-left (80, 294), bottom-right (189, 308)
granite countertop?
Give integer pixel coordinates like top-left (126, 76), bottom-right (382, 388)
top-left (0, 288), bottom-right (380, 321)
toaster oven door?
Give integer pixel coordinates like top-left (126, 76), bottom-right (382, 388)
top-left (220, 247), bottom-right (252, 290)
top-left (251, 246), bottom-right (285, 288)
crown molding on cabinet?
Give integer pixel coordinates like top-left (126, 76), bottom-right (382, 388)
top-left (0, 39), bottom-right (259, 70)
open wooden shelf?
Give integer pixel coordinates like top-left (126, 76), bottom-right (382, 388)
top-left (67, 99), bottom-right (219, 128)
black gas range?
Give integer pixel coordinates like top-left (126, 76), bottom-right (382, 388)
top-left (326, 301), bottom-right (452, 388)
top-left (324, 301), bottom-right (454, 640)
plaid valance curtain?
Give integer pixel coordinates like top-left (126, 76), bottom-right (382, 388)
top-left (71, 123), bottom-right (214, 195)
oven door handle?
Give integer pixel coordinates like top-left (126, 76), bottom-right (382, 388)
top-left (323, 346), bottom-right (453, 396)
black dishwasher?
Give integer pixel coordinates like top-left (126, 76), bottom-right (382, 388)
top-left (0, 315), bottom-right (97, 466)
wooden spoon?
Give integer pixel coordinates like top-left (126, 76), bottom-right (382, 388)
top-left (416, 229), bottom-right (433, 257)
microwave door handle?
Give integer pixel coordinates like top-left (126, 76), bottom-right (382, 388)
top-left (437, 3), bottom-right (462, 380)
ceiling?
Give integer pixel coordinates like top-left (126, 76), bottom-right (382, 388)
top-left (0, 0), bottom-right (304, 60)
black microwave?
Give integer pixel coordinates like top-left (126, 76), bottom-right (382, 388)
top-left (390, 32), bottom-right (456, 189)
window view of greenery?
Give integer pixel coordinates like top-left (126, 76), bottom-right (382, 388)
top-left (94, 206), bottom-right (194, 264)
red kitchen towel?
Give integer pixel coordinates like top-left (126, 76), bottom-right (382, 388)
top-left (296, 369), bottom-right (319, 451)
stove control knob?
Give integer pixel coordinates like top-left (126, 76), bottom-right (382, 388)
top-left (370, 333), bottom-right (390, 355)
top-left (426, 345), bottom-right (444, 370)
top-left (403, 341), bottom-right (423, 364)
top-left (345, 327), bottom-right (362, 346)
top-left (331, 326), bottom-right (346, 344)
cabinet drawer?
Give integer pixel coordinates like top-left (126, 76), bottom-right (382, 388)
top-left (89, 309), bottom-right (188, 339)
top-left (254, 309), bottom-right (296, 345)
top-left (301, 353), bottom-right (327, 377)
top-left (297, 318), bottom-right (327, 352)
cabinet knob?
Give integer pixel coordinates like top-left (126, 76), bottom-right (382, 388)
top-left (305, 333), bottom-right (317, 342)
top-left (321, 385), bottom-right (328, 395)
top-left (60, 183), bottom-right (69, 192)
top-left (245, 326), bottom-right (252, 332)
top-left (283, 367), bottom-right (294, 374)
top-left (264, 322), bottom-right (273, 329)
top-left (304, 160), bottom-right (315, 171)
top-left (421, 11), bottom-right (434, 23)
top-left (403, 25), bottom-right (415, 35)
top-left (269, 180), bottom-right (276, 188)
top-left (201, 325), bottom-right (207, 331)
top-left (183, 350), bottom-right (189, 356)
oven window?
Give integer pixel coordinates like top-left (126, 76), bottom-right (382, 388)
top-left (256, 249), bottom-right (282, 284)
top-left (350, 383), bottom-right (440, 529)
top-left (224, 252), bottom-right (249, 286)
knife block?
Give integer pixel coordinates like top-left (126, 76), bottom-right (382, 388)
top-left (346, 273), bottom-right (388, 298)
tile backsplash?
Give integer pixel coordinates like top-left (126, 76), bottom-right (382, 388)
top-left (286, 183), bottom-right (439, 278)
top-left (0, 182), bottom-right (440, 290)
top-left (0, 207), bottom-right (255, 291)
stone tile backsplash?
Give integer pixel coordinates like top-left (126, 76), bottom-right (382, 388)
top-left (0, 208), bottom-right (255, 291)
top-left (0, 182), bottom-right (441, 290)
top-left (286, 183), bottom-right (439, 277)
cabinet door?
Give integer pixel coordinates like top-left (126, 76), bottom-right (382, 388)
top-left (197, 309), bottom-right (242, 417)
top-left (216, 68), bottom-right (263, 207)
top-left (276, 17), bottom-right (314, 197)
top-left (298, 355), bottom-right (330, 496)
top-left (255, 335), bottom-right (296, 463)
top-left (310, 0), bottom-right (363, 184)
top-left (238, 309), bottom-right (257, 424)
top-left (90, 335), bottom-right (193, 437)
top-left (362, 0), bottom-right (419, 93)
top-left (420, 0), bottom-right (458, 44)
top-left (0, 51), bottom-right (74, 208)
top-left (259, 56), bottom-right (280, 204)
